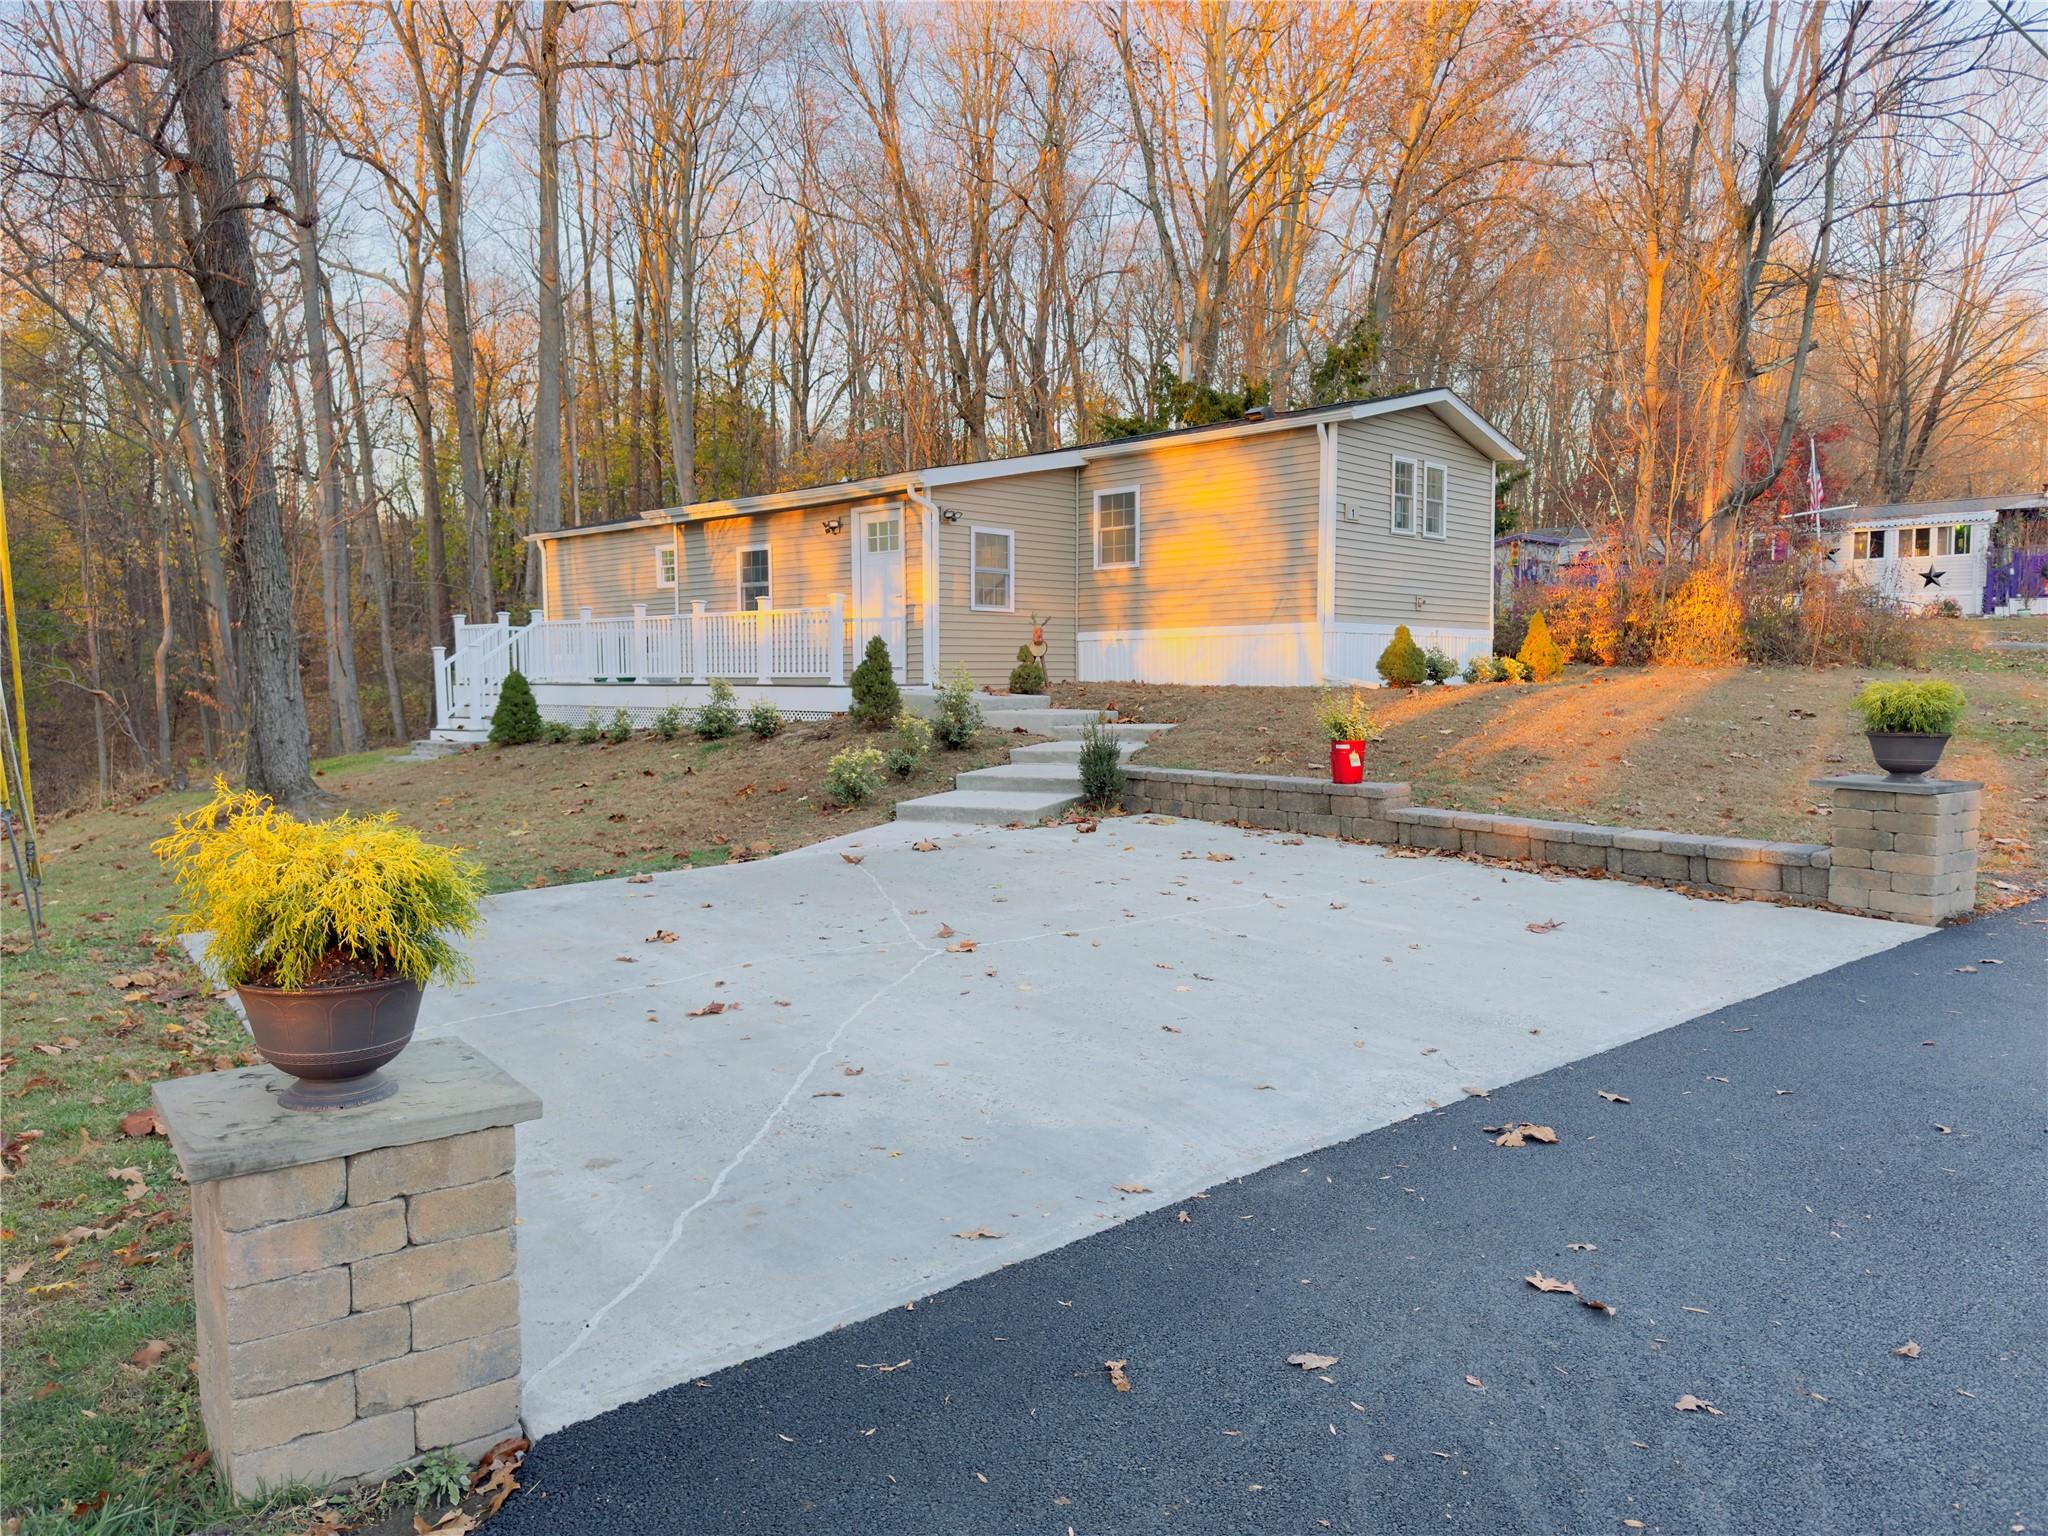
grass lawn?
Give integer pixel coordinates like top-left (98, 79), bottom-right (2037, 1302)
top-left (1055, 615), bottom-right (2047, 903)
top-left (0, 715), bottom-right (1015, 1531)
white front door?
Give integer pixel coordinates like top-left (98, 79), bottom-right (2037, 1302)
top-left (854, 506), bottom-right (906, 679)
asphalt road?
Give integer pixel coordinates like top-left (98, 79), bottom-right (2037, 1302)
top-left (495, 902), bottom-right (2046, 1536)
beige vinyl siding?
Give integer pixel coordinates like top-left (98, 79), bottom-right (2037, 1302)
top-left (934, 469), bottom-right (1080, 687)
top-left (545, 523), bottom-right (678, 619)
top-left (1333, 413), bottom-right (1494, 633)
top-left (1077, 425), bottom-right (1320, 631)
top-left (674, 506), bottom-right (851, 616)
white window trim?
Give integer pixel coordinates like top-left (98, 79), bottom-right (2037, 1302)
top-left (1092, 484), bottom-right (1141, 570)
top-left (1390, 455), bottom-right (1418, 535)
top-left (653, 547), bottom-right (677, 588)
top-left (736, 543), bottom-right (773, 610)
top-left (968, 525), bottom-right (1016, 612)
top-left (1421, 460), bottom-right (1449, 540)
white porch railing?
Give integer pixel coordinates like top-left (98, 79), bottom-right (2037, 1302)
top-left (433, 595), bottom-right (905, 731)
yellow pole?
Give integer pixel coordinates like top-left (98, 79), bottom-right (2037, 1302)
top-left (0, 462), bottom-right (38, 876)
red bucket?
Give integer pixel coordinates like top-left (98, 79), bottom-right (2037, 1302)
top-left (1330, 739), bottom-right (1366, 785)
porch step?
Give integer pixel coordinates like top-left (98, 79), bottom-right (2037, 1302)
top-left (953, 762), bottom-right (1087, 795)
top-left (427, 726), bottom-right (491, 746)
top-left (399, 738), bottom-right (467, 761)
top-left (1007, 738), bottom-right (1146, 762)
top-left (1039, 718), bottom-right (1172, 742)
top-left (892, 788), bottom-right (1081, 826)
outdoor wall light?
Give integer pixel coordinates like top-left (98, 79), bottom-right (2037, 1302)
top-left (940, 507), bottom-right (962, 523)
top-left (821, 517), bottom-right (844, 535)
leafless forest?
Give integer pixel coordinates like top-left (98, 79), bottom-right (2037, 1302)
top-left (2, 0), bottom-right (2043, 809)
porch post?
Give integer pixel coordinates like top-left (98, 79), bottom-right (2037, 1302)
top-left (431, 646), bottom-right (448, 730)
top-left (580, 608), bottom-right (594, 681)
top-left (755, 596), bottom-right (772, 686)
top-left (690, 601), bottom-right (707, 685)
top-left (632, 604), bottom-right (647, 679)
top-left (827, 593), bottom-right (846, 685)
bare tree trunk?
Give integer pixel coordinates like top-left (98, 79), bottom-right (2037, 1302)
top-left (331, 295), bottom-right (409, 741)
top-left (526, 0), bottom-right (567, 596)
top-left (163, 0), bottom-right (321, 810)
top-left (280, 0), bottom-right (364, 753)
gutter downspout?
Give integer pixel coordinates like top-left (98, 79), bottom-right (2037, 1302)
top-left (907, 482), bottom-right (941, 686)
top-left (1315, 421), bottom-right (1336, 684)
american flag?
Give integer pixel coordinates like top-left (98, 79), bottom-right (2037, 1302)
top-left (1806, 436), bottom-right (1825, 518)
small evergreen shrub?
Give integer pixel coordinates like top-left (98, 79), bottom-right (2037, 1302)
top-left (1496, 655), bottom-right (1529, 683)
top-left (746, 700), bottom-right (784, 739)
top-left (885, 710), bottom-right (934, 776)
top-left (695, 678), bottom-right (740, 739)
top-left (825, 744), bottom-right (886, 804)
top-left (488, 669), bottom-right (543, 745)
top-left (1422, 646), bottom-right (1457, 685)
top-left (1852, 680), bottom-right (1966, 736)
top-left (1077, 717), bottom-right (1127, 810)
top-left (575, 712), bottom-right (603, 744)
top-left (1009, 644), bottom-right (1047, 696)
top-left (849, 636), bottom-right (901, 728)
top-left (651, 705), bottom-right (684, 740)
top-left (1375, 624), bottom-right (1427, 687)
top-left (933, 666), bottom-right (984, 747)
top-left (1463, 654), bottom-right (1496, 685)
top-left (1517, 611), bottom-right (1566, 681)
top-left (1314, 688), bottom-right (1381, 742)
top-left (539, 718), bottom-right (573, 745)
top-left (603, 707), bottom-right (634, 744)
top-left (152, 778), bottom-right (484, 990)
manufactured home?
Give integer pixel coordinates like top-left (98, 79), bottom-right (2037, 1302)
top-left (1815, 495), bottom-right (2048, 617)
top-left (432, 389), bottom-right (1521, 739)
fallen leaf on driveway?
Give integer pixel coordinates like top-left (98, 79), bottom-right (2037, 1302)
top-left (811, 1091), bottom-right (843, 1098)
top-left (935, 923), bottom-right (955, 938)
top-left (628, 873), bottom-right (654, 883)
top-left (1525, 1271), bottom-right (1576, 1295)
top-left (1934, 1124), bottom-right (1953, 1135)
top-left (946, 939), bottom-right (979, 953)
top-left (1105, 1359), bottom-right (1132, 1392)
top-left (1672, 1394), bottom-right (1724, 1415)
top-left (1459, 1085), bottom-right (1489, 1098)
top-left (1526, 919), bottom-right (1563, 934)
top-left (1598, 1091), bottom-right (1630, 1104)
top-left (645, 930), bottom-right (678, 944)
top-left (1894, 1340), bottom-right (1921, 1359)
top-left (911, 840), bottom-right (940, 853)
top-left (1287, 1353), bottom-right (1340, 1371)
top-left (687, 1002), bottom-right (727, 1017)
top-left (954, 1227), bottom-right (1004, 1240)
top-left (842, 1066), bottom-right (864, 1077)
top-left (1112, 1183), bottom-right (1150, 1194)
top-left (1567, 1242), bottom-right (1597, 1252)
top-left (855, 1359), bottom-right (912, 1372)
top-left (1464, 1375), bottom-right (1484, 1389)
top-left (1177, 1211), bottom-right (1191, 1223)
top-left (840, 853), bottom-right (864, 865)
top-left (1489, 1122), bottom-right (1558, 1147)
top-left (1206, 852), bottom-right (1235, 862)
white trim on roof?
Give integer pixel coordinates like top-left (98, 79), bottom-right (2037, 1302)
top-left (1349, 389), bottom-right (1523, 462)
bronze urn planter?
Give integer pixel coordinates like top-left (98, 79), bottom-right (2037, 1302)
top-left (235, 976), bottom-right (424, 1111)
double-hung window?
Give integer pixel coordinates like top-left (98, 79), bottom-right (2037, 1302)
top-left (970, 528), bottom-right (1015, 611)
top-left (737, 545), bottom-right (772, 609)
top-left (1949, 524), bottom-right (1972, 555)
top-left (1390, 457), bottom-right (1417, 534)
top-left (653, 547), bottom-right (677, 588)
top-left (1853, 529), bottom-right (1887, 561)
top-left (1094, 487), bottom-right (1139, 568)
top-left (1908, 527), bottom-right (1932, 557)
top-left (1422, 463), bottom-right (1448, 539)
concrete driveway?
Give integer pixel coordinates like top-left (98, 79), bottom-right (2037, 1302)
top-left (418, 815), bottom-right (1916, 1437)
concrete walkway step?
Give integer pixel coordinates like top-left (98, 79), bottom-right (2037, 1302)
top-left (1008, 738), bottom-right (1146, 762)
top-left (1038, 719), bottom-right (1172, 742)
top-left (954, 762), bottom-right (1085, 794)
top-left (892, 789), bottom-right (1080, 826)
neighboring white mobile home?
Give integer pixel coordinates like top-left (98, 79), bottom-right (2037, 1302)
top-left (433, 390), bottom-right (1520, 738)
top-left (1816, 498), bottom-right (2010, 616)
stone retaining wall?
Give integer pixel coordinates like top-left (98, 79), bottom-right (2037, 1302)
top-left (1122, 767), bottom-right (1832, 904)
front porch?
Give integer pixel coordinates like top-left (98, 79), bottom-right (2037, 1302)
top-left (432, 599), bottom-right (907, 741)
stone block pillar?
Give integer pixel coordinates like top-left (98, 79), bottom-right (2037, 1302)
top-left (154, 1038), bottom-right (541, 1499)
top-left (1813, 774), bottom-right (1981, 924)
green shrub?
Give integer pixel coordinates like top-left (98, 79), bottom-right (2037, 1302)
top-left (746, 700), bottom-right (784, 739)
top-left (488, 669), bottom-right (543, 745)
top-left (1852, 680), bottom-right (1965, 735)
top-left (1517, 612), bottom-right (1566, 681)
top-left (1496, 655), bottom-right (1529, 683)
top-left (575, 712), bottom-right (603, 744)
top-left (825, 744), bottom-right (886, 804)
top-left (539, 717), bottom-right (573, 744)
top-left (1314, 687), bottom-right (1381, 742)
top-left (933, 666), bottom-right (984, 747)
top-left (1077, 717), bottom-right (1127, 810)
top-left (1463, 654), bottom-right (1496, 685)
top-left (695, 678), bottom-right (740, 739)
top-left (1422, 646), bottom-right (1457, 685)
top-left (1009, 644), bottom-right (1047, 696)
top-left (1375, 624), bottom-right (1427, 687)
top-left (603, 707), bottom-right (634, 744)
top-left (651, 705), bottom-right (684, 740)
top-left (885, 710), bottom-right (934, 776)
top-left (849, 636), bottom-right (901, 727)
